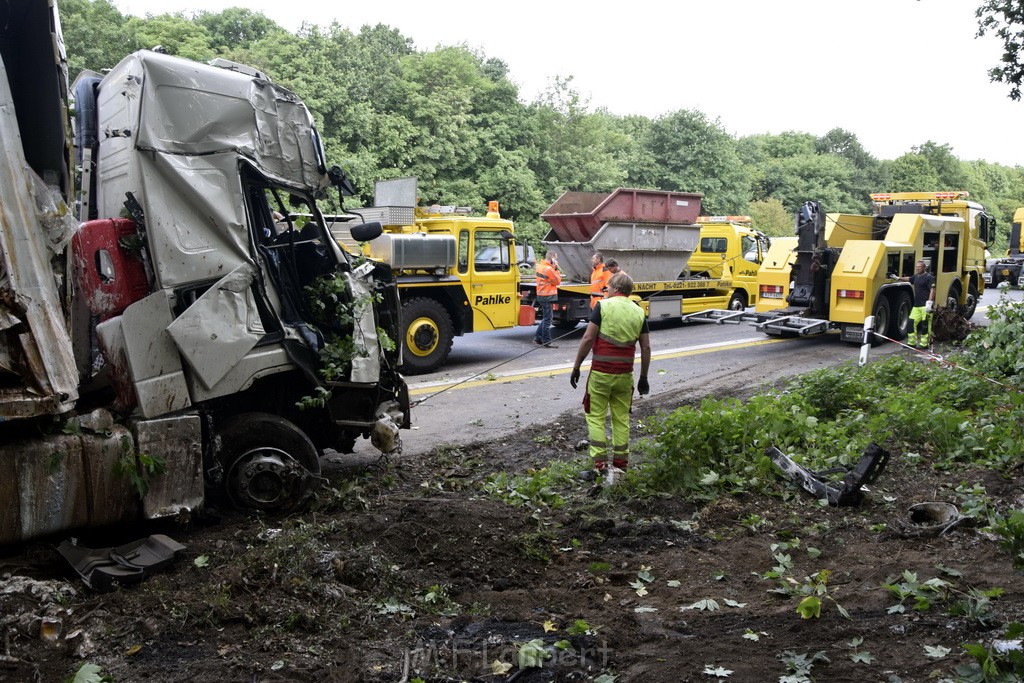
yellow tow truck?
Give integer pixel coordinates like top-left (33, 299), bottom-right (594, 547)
top-left (697, 191), bottom-right (993, 343)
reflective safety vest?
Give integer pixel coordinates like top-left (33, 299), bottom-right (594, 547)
top-left (591, 295), bottom-right (645, 374)
top-left (535, 259), bottom-right (561, 297)
top-left (590, 265), bottom-right (610, 307)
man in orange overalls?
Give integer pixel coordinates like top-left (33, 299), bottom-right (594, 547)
top-left (533, 250), bottom-right (562, 347)
top-left (590, 252), bottom-right (610, 309)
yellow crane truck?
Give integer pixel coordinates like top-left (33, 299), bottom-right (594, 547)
top-left (697, 191), bottom-right (993, 343)
top-left (337, 178), bottom-right (531, 374)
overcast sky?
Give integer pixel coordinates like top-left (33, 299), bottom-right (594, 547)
top-left (113, 0), bottom-right (1023, 167)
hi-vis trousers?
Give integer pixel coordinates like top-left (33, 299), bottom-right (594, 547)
top-left (584, 370), bottom-right (634, 469)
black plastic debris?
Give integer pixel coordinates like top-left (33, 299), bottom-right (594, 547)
top-left (58, 534), bottom-right (186, 592)
top-left (766, 442), bottom-right (890, 506)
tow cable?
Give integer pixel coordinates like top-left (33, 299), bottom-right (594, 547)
top-left (409, 327), bottom-right (580, 408)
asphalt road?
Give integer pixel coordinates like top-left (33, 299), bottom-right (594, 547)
top-left (361, 285), bottom-right (1020, 460)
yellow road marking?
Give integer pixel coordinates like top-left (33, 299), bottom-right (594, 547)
top-left (408, 336), bottom-right (794, 396)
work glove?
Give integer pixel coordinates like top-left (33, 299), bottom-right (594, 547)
top-left (925, 300), bottom-right (934, 313)
top-left (637, 375), bottom-right (650, 396)
top-left (570, 367), bottom-right (580, 389)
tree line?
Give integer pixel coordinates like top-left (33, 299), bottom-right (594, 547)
top-left (61, 0), bottom-right (1024, 250)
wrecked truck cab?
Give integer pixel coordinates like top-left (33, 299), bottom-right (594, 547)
top-left (80, 50), bottom-right (411, 506)
top-left (1, 43), bottom-right (408, 545)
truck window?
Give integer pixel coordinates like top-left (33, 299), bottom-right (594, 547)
top-left (700, 237), bottom-right (727, 253)
top-left (942, 233), bottom-right (960, 273)
top-left (741, 235), bottom-right (758, 262)
top-left (473, 230), bottom-right (509, 272)
top-left (901, 252), bottom-right (915, 275)
top-left (458, 230), bottom-right (469, 275)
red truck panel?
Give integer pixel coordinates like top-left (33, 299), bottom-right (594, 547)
top-left (72, 219), bottom-right (150, 320)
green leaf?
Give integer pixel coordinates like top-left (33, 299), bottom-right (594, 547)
top-left (517, 639), bottom-right (551, 668)
top-left (71, 663), bottom-right (105, 683)
top-left (193, 555), bottom-right (209, 568)
top-left (850, 651), bottom-right (876, 664)
top-left (796, 596), bottom-right (822, 619)
top-left (805, 547), bottom-right (821, 559)
top-left (923, 644), bottom-right (951, 659)
top-left (700, 470), bottom-right (720, 486)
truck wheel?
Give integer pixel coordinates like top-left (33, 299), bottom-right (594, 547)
top-left (870, 296), bottom-right (890, 347)
top-left (961, 282), bottom-right (979, 320)
top-left (945, 282), bottom-right (962, 314)
top-left (727, 290), bottom-right (748, 311)
top-left (401, 297), bottom-right (453, 375)
top-left (888, 291), bottom-right (912, 341)
top-left (216, 412), bottom-right (320, 513)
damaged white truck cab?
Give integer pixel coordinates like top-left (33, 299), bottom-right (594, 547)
top-left (0, 3), bottom-right (408, 545)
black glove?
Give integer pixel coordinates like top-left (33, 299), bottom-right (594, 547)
top-left (570, 367), bottom-right (580, 389)
top-left (637, 375), bottom-right (649, 396)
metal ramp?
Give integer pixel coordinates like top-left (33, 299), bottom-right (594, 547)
top-left (683, 309), bottom-right (831, 336)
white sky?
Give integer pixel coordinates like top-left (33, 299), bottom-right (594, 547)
top-left (113, 0), bottom-right (1024, 167)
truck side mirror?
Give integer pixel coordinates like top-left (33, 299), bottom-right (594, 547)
top-left (351, 221), bottom-right (383, 242)
top-left (328, 165), bottom-right (357, 197)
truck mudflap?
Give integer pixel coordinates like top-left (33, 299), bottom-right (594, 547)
top-left (682, 309), bottom-right (831, 336)
top-left (766, 443), bottom-right (890, 506)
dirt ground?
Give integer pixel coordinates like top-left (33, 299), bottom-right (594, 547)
top-left (2, 374), bottom-right (1022, 683)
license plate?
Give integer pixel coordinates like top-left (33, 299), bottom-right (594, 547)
top-left (762, 292), bottom-right (784, 299)
top-left (841, 325), bottom-right (864, 343)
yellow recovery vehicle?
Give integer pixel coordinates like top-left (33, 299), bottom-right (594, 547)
top-left (342, 183), bottom-right (769, 374)
top-left (695, 191), bottom-right (993, 342)
top-left (336, 178), bottom-right (531, 374)
top-left (985, 206), bottom-right (1024, 288)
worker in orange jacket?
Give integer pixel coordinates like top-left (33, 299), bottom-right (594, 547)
top-left (533, 250), bottom-right (562, 347)
top-left (590, 252), bottom-right (610, 309)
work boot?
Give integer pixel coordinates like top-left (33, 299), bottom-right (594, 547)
top-left (907, 334), bottom-right (917, 346)
top-left (544, 343), bottom-right (559, 348)
top-left (578, 469), bottom-right (598, 482)
top-left (603, 466), bottom-right (626, 487)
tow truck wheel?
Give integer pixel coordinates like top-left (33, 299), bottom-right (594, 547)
top-left (888, 291), bottom-right (912, 341)
top-left (401, 297), bottom-right (453, 375)
top-left (216, 412), bottom-right (320, 513)
top-left (727, 290), bottom-right (748, 311)
top-left (961, 282), bottom-right (979, 320)
top-left (870, 296), bottom-right (890, 347)
top-left (946, 282), bottom-right (962, 315)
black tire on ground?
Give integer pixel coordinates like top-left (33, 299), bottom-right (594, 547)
top-left (961, 281), bottom-right (979, 320)
top-left (990, 267), bottom-right (1003, 288)
top-left (217, 412), bottom-right (321, 513)
top-left (870, 295), bottom-right (890, 347)
top-left (888, 290), bottom-right (912, 341)
top-left (400, 297), bottom-right (454, 375)
top-left (727, 290), bottom-right (748, 311)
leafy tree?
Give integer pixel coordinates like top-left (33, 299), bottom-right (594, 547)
top-left (886, 153), bottom-right (940, 192)
top-left (194, 8), bottom-right (284, 52)
top-left (59, 0), bottom-right (143, 77)
top-left (528, 77), bottom-right (626, 198)
top-left (127, 12), bottom-right (214, 62)
top-left (911, 141), bottom-right (970, 188)
top-left (636, 109), bottom-right (750, 214)
top-left (976, 0), bottom-right (1024, 100)
top-left (748, 198), bottom-right (794, 236)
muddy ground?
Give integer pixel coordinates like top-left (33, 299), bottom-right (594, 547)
top-left (1, 372), bottom-right (1022, 683)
